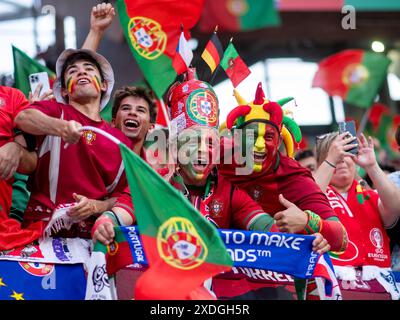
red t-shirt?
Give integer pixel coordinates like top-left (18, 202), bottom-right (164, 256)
top-left (20, 101), bottom-right (134, 234)
top-left (0, 86), bottom-right (29, 219)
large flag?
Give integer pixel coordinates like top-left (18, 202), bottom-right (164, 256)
top-left (119, 142), bottom-right (232, 299)
top-left (201, 31), bottom-right (224, 75)
top-left (12, 45), bottom-right (56, 98)
top-left (116, 0), bottom-right (204, 99)
top-left (197, 0), bottom-right (280, 32)
top-left (221, 42), bottom-right (251, 87)
top-left (172, 31), bottom-right (193, 75)
top-left (312, 50), bottom-right (391, 108)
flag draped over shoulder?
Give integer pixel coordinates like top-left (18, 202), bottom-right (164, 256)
top-left (198, 0), bottom-right (280, 32)
top-left (312, 50), bottom-right (391, 108)
top-left (12, 45), bottom-right (56, 98)
top-left (119, 143), bottom-right (232, 299)
top-left (221, 42), bottom-right (251, 87)
top-left (116, 0), bottom-right (204, 99)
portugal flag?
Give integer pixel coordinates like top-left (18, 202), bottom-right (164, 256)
top-left (116, 0), bottom-right (204, 99)
top-left (312, 50), bottom-right (391, 108)
top-left (118, 143), bottom-right (232, 299)
top-left (221, 42), bottom-right (251, 88)
top-left (198, 0), bottom-right (280, 32)
top-left (12, 45), bottom-right (56, 98)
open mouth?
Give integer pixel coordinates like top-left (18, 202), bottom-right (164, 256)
top-left (253, 152), bottom-right (266, 163)
top-left (192, 159), bottom-right (209, 172)
top-left (124, 119), bottom-right (140, 130)
top-left (76, 78), bottom-right (91, 85)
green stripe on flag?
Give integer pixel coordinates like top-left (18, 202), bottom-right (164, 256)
top-left (116, 1), bottom-right (178, 99)
top-left (118, 143), bottom-right (232, 267)
top-left (239, 0), bottom-right (280, 30)
top-left (345, 51), bottom-right (391, 108)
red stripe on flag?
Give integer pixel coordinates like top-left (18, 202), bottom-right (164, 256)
top-left (226, 56), bottom-right (251, 88)
top-left (205, 41), bottom-right (221, 66)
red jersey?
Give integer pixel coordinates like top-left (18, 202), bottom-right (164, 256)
top-left (325, 181), bottom-right (391, 268)
top-left (220, 153), bottom-right (335, 219)
top-left (0, 86), bottom-right (29, 219)
top-left (20, 101), bottom-right (134, 236)
top-left (178, 172), bottom-right (266, 229)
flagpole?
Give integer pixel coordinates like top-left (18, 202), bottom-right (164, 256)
top-left (357, 106), bottom-right (372, 136)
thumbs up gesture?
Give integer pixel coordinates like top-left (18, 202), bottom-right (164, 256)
top-left (274, 194), bottom-right (308, 233)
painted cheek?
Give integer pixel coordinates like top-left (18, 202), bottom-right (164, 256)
top-left (254, 123), bottom-right (266, 151)
top-left (92, 76), bottom-right (101, 93)
top-left (66, 77), bottom-right (76, 94)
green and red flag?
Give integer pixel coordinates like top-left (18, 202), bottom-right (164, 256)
top-left (116, 0), bottom-right (204, 99)
top-left (365, 103), bottom-right (400, 159)
top-left (221, 42), bottom-right (251, 88)
top-left (312, 50), bottom-right (391, 108)
top-left (198, 0), bottom-right (280, 32)
top-left (201, 31), bottom-right (224, 74)
top-left (12, 45), bottom-right (56, 98)
top-left (119, 143), bottom-right (232, 299)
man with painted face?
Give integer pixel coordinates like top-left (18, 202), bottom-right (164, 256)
top-left (215, 83), bottom-right (348, 299)
top-left (219, 83), bottom-right (347, 250)
top-left (167, 69), bottom-right (330, 247)
top-left (13, 49), bottom-right (134, 244)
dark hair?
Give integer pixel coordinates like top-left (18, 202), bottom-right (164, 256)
top-left (60, 52), bottom-right (104, 89)
top-left (112, 86), bottom-right (157, 123)
top-left (295, 149), bottom-right (315, 162)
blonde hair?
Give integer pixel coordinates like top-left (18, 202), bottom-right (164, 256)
top-left (315, 132), bottom-right (338, 166)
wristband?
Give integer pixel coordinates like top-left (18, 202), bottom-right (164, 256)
top-left (324, 159), bottom-right (336, 169)
top-left (103, 210), bottom-right (122, 226)
top-left (303, 210), bottom-right (322, 234)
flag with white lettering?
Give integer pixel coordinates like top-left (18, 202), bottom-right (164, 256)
top-left (87, 226), bottom-right (341, 299)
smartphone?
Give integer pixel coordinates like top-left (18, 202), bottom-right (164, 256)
top-left (338, 120), bottom-right (358, 155)
top-left (29, 72), bottom-right (50, 97)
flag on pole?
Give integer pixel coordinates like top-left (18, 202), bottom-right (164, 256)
top-left (116, 0), bottom-right (204, 99)
top-left (12, 45), bottom-right (56, 98)
top-left (201, 31), bottom-right (224, 74)
top-left (312, 49), bottom-right (391, 108)
top-left (117, 143), bottom-right (233, 299)
top-left (220, 42), bottom-right (251, 87)
top-left (172, 31), bottom-right (193, 75)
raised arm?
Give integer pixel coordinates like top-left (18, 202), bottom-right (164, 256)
top-left (82, 3), bottom-right (115, 51)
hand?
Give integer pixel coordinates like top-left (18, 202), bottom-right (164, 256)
top-left (0, 142), bottom-right (22, 180)
top-left (67, 193), bottom-right (99, 222)
top-left (352, 134), bottom-right (377, 170)
top-left (92, 215), bottom-right (115, 245)
top-left (29, 83), bottom-right (54, 104)
top-left (274, 194), bottom-right (308, 233)
top-left (90, 3), bottom-right (115, 33)
top-left (60, 120), bottom-right (82, 144)
top-left (312, 233), bottom-right (331, 254)
top-left (326, 132), bottom-right (358, 165)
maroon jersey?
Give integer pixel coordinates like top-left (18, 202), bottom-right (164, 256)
top-left (21, 101), bottom-right (134, 234)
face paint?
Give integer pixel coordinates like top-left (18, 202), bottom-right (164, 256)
top-left (178, 127), bottom-right (219, 185)
top-left (66, 77), bottom-right (76, 94)
top-left (92, 75), bottom-right (101, 93)
top-left (242, 122), bottom-right (280, 173)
